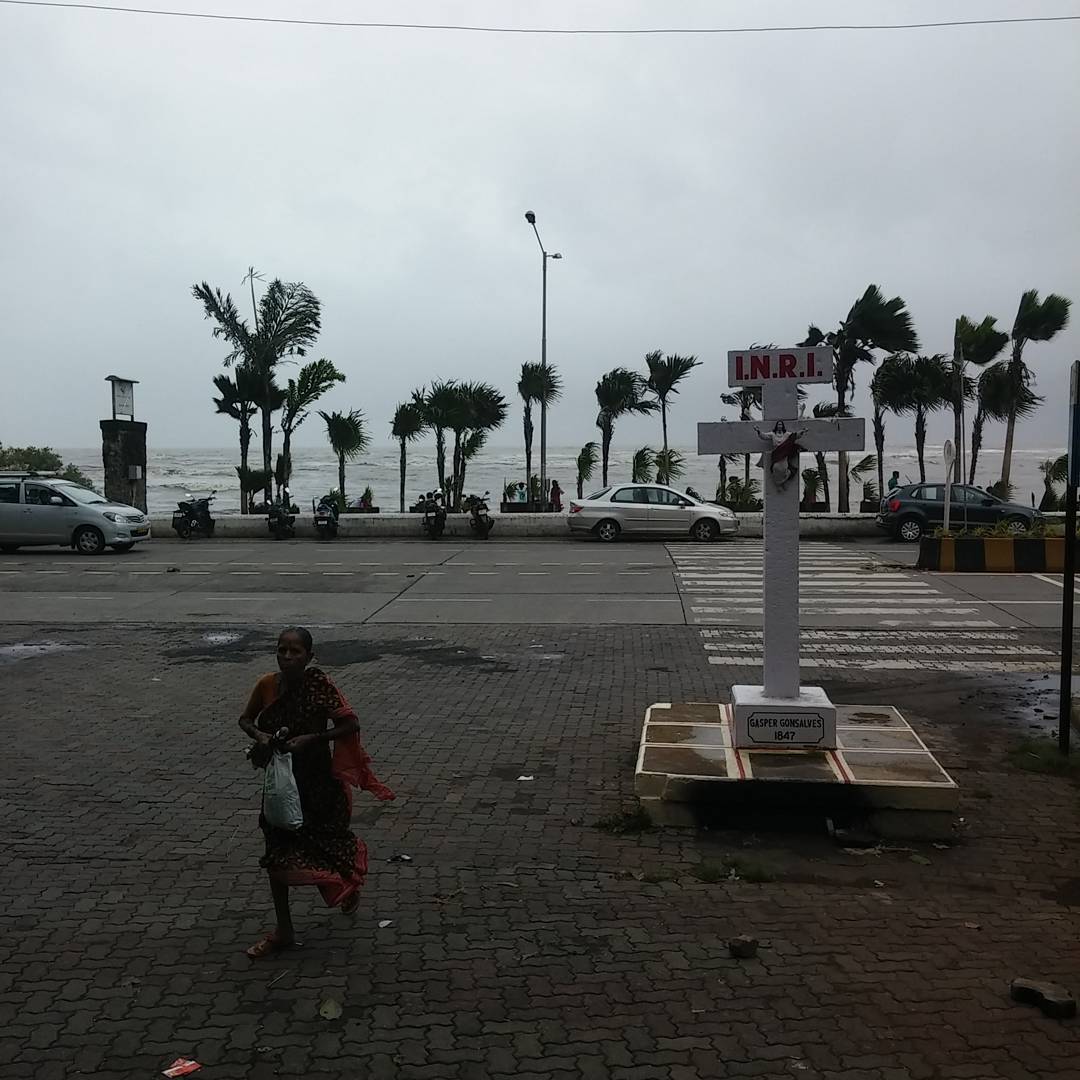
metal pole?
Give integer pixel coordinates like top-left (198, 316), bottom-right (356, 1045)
top-left (539, 252), bottom-right (547, 506)
top-left (1059, 481), bottom-right (1076, 755)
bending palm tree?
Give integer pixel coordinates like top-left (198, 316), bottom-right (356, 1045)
top-left (870, 354), bottom-right (909, 505)
top-left (412, 380), bottom-right (458, 497)
top-left (970, 363), bottom-right (1037, 485)
top-left (595, 368), bottom-right (658, 487)
top-left (280, 359), bottom-right (345, 492)
top-left (632, 447), bottom-right (655, 483)
top-left (655, 449), bottom-right (686, 486)
top-left (803, 284), bottom-right (918, 511)
top-left (1000, 289), bottom-right (1071, 487)
top-left (720, 387), bottom-right (761, 484)
top-left (517, 363), bottom-right (562, 497)
top-left (319, 409), bottom-right (369, 506)
top-left (645, 350), bottom-right (701, 456)
top-left (893, 354), bottom-right (951, 482)
top-left (576, 441), bottom-right (599, 498)
top-left (1038, 453), bottom-right (1069, 511)
top-left (212, 364), bottom-right (263, 513)
top-left (391, 402), bottom-right (427, 513)
top-left (810, 402), bottom-right (847, 511)
top-left (444, 382), bottom-right (508, 509)
top-left (950, 315), bottom-right (1009, 482)
top-left (193, 275), bottom-right (322, 505)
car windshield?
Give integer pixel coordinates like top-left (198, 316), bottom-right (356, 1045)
top-left (585, 488), bottom-right (611, 500)
top-left (54, 484), bottom-right (107, 506)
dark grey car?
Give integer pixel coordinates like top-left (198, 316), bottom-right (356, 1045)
top-left (876, 483), bottom-right (1039, 541)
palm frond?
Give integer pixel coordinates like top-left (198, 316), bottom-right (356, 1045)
top-left (645, 351), bottom-right (701, 398)
top-left (655, 448), bottom-right (686, 485)
top-left (517, 362), bottom-right (562, 406)
top-left (391, 401), bottom-right (427, 442)
top-left (576, 441), bottom-right (600, 483)
top-left (632, 447), bottom-right (655, 483)
top-left (1013, 289), bottom-right (1072, 343)
top-left (319, 409), bottom-right (369, 460)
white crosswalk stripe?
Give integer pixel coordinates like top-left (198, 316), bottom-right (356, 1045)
top-left (671, 541), bottom-right (1057, 672)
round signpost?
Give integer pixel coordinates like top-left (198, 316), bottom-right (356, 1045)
top-left (942, 440), bottom-right (956, 535)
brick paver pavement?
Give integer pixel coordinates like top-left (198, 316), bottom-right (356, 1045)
top-left (1, 623), bottom-right (1078, 1079)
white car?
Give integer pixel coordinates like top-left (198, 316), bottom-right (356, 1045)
top-left (567, 483), bottom-right (738, 542)
top-left (0, 473), bottom-right (151, 554)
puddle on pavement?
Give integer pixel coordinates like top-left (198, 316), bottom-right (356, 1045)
top-left (0, 642), bottom-right (86, 665)
top-left (965, 673), bottom-right (1079, 738)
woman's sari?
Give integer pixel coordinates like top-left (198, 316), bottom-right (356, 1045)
top-left (243, 668), bottom-right (394, 908)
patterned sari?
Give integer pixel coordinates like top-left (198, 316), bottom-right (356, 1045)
top-left (242, 668), bottom-right (394, 908)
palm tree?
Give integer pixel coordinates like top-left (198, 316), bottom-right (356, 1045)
top-left (1000, 289), bottom-right (1071, 487)
top-left (720, 387), bottom-right (762, 484)
top-left (517, 363), bottom-right (562, 496)
top-left (412, 380), bottom-right (458, 497)
top-left (212, 364), bottom-right (264, 513)
top-left (655, 448), bottom-right (686, 486)
top-left (809, 401), bottom-right (847, 511)
top-left (848, 454), bottom-right (878, 508)
top-left (1038, 453), bottom-right (1069, 511)
top-left (890, 354), bottom-right (951, 482)
top-left (968, 363), bottom-right (1037, 485)
top-left (950, 315), bottom-right (1009, 482)
top-left (645, 350), bottom-right (701, 457)
top-left (632, 447), bottom-right (655, 483)
top-left (319, 409), bottom-right (369, 505)
top-left (280, 359), bottom-right (345, 492)
top-left (870, 354), bottom-right (909, 506)
top-left (716, 450), bottom-right (738, 504)
top-left (444, 382), bottom-right (508, 508)
top-left (391, 402), bottom-right (427, 513)
top-left (803, 284), bottom-right (919, 511)
top-left (576, 441), bottom-right (599, 498)
top-left (193, 276), bottom-right (322, 505)
top-left (595, 368), bottom-right (658, 487)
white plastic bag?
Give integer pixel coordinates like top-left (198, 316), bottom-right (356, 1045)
top-left (263, 751), bottom-right (303, 830)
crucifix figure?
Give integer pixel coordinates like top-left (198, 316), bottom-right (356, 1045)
top-left (698, 348), bottom-right (866, 749)
top-left (755, 419), bottom-right (806, 490)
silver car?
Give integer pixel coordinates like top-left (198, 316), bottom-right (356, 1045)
top-left (0, 473), bottom-right (151, 555)
top-left (568, 483), bottom-right (738, 542)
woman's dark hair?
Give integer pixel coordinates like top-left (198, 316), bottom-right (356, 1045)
top-left (278, 626), bottom-right (314, 654)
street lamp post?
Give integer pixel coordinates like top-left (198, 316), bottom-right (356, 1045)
top-left (525, 210), bottom-right (561, 508)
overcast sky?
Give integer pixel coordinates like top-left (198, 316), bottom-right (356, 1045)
top-left (1, 0), bottom-right (1077, 453)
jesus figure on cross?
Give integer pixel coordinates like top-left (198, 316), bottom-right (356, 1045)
top-left (755, 419), bottom-right (806, 490)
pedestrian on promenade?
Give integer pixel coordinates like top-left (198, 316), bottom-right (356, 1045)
top-left (549, 480), bottom-right (563, 512)
top-left (239, 627), bottom-right (394, 958)
top-left (888, 470), bottom-right (901, 492)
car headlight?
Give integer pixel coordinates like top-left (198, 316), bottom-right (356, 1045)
top-left (102, 512), bottom-right (120, 522)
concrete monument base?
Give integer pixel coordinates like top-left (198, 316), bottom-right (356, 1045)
top-left (635, 702), bottom-right (959, 840)
top-left (732, 683), bottom-right (836, 749)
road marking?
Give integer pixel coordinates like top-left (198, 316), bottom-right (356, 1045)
top-left (180, 572), bottom-right (210, 576)
top-left (55, 595), bottom-right (114, 600)
top-left (569, 572), bottom-right (599, 576)
top-left (469, 572), bottom-right (497, 576)
top-left (373, 572), bottom-right (399, 576)
top-left (397, 598), bottom-right (492, 603)
top-left (519, 572), bottom-right (548, 576)
top-left (322, 572), bottom-right (353, 576)
top-left (34, 571), bottom-right (67, 575)
top-left (1034, 573), bottom-right (1079, 591)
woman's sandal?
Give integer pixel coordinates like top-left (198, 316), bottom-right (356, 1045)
top-left (245, 931), bottom-right (298, 959)
top-left (340, 892), bottom-right (360, 916)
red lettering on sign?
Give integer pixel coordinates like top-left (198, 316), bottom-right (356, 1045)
top-left (778, 353), bottom-right (797, 378)
top-left (750, 354), bottom-right (770, 380)
top-left (807, 352), bottom-right (816, 377)
top-left (735, 355), bottom-right (745, 381)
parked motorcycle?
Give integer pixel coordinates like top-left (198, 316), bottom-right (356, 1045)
top-left (268, 489), bottom-right (296, 540)
top-left (464, 491), bottom-right (494, 539)
top-left (313, 497), bottom-right (340, 540)
top-left (172, 491), bottom-right (216, 539)
top-left (421, 492), bottom-right (447, 540)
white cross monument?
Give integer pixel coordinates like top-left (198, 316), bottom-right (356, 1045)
top-left (698, 347), bottom-right (866, 749)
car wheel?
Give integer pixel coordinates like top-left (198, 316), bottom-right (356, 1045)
top-left (1004, 515), bottom-right (1029, 535)
top-left (0, 544), bottom-right (18, 554)
top-left (74, 526), bottom-right (105, 555)
top-left (690, 519), bottom-right (719, 542)
top-left (595, 519), bottom-right (621, 543)
top-left (111, 543), bottom-right (135, 553)
top-left (896, 517), bottom-right (924, 542)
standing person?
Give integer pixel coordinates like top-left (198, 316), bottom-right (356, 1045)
top-left (239, 627), bottom-right (394, 958)
top-left (549, 480), bottom-right (563, 512)
top-left (888, 470), bottom-right (901, 492)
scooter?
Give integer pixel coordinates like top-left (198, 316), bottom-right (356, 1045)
top-left (172, 491), bottom-right (216, 538)
top-left (464, 491), bottom-right (494, 539)
top-left (268, 489), bottom-right (296, 540)
top-left (421, 493), bottom-right (447, 540)
top-left (313, 497), bottom-right (340, 540)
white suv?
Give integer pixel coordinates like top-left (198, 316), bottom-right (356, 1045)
top-left (0, 473), bottom-right (151, 555)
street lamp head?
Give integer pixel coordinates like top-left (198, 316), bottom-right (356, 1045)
top-left (524, 210), bottom-right (536, 224)
top-left (551, 252), bottom-right (562, 259)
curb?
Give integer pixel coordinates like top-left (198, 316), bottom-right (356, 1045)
top-left (917, 535), bottom-right (1067, 572)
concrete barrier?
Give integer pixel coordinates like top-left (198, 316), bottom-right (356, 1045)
top-left (148, 512), bottom-right (885, 540)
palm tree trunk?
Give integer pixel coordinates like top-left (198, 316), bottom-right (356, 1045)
top-left (836, 381), bottom-right (850, 513)
top-left (523, 404), bottom-right (533, 497)
top-left (399, 439), bottom-right (406, 513)
top-left (969, 407), bottom-right (985, 485)
top-left (815, 451), bottom-right (831, 512)
top-left (239, 419), bottom-right (251, 514)
top-left (661, 400), bottom-right (669, 457)
top-left (915, 408), bottom-right (927, 483)
top-left (282, 426), bottom-right (292, 493)
top-left (743, 453), bottom-right (750, 486)
top-left (873, 407), bottom-right (885, 505)
top-left (601, 427), bottom-right (612, 487)
top-left (717, 457), bottom-right (728, 503)
top-left (435, 428), bottom-right (446, 492)
top-left (1000, 411), bottom-right (1017, 489)
top-left (261, 399), bottom-right (273, 505)
top-left (577, 473), bottom-right (584, 499)
top-left (338, 454), bottom-right (346, 504)
top-left (451, 431), bottom-right (463, 510)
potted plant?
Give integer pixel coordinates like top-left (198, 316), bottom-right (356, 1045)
top-left (859, 480), bottom-right (880, 514)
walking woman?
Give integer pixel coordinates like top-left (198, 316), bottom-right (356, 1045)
top-left (239, 627), bottom-right (394, 958)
